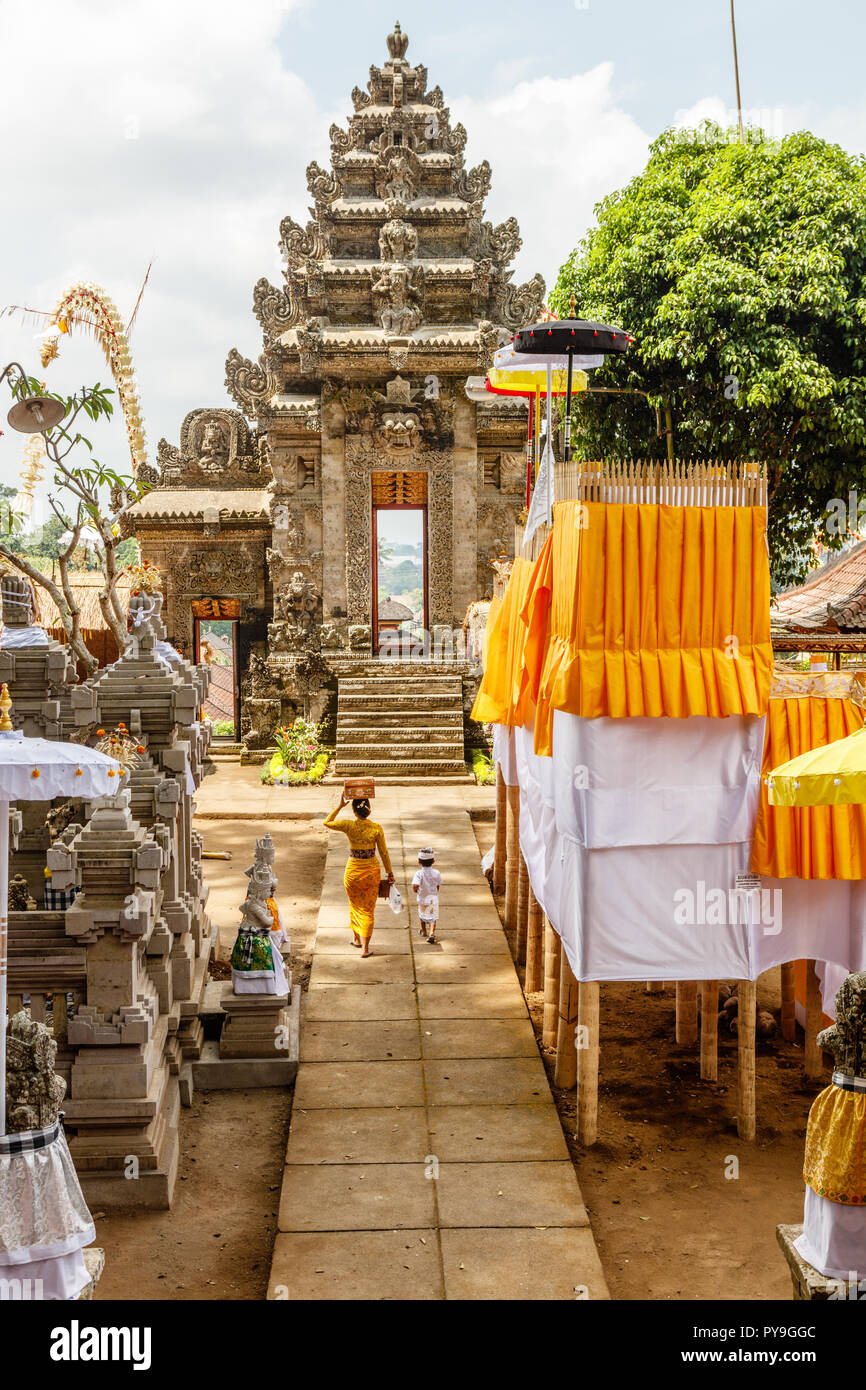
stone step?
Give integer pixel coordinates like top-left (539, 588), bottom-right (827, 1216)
top-left (337, 713), bottom-right (464, 731)
top-left (334, 758), bottom-right (469, 777)
top-left (338, 679), bottom-right (463, 696)
top-left (338, 741), bottom-right (465, 761)
top-left (339, 693), bottom-right (462, 711)
top-left (337, 732), bottom-right (463, 748)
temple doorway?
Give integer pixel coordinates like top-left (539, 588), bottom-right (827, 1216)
top-left (193, 599), bottom-right (240, 738)
top-left (372, 472), bottom-right (427, 656)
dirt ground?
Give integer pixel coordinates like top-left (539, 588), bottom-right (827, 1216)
top-left (94, 811), bottom-right (327, 1300)
top-left (471, 819), bottom-right (823, 1302)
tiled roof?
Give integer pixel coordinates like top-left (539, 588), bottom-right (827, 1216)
top-left (771, 539), bottom-right (866, 631)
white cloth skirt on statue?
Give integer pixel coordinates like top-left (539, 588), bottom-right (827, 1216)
top-left (0, 1120), bottom-right (95, 1300)
top-left (795, 1185), bottom-right (866, 1280)
top-left (231, 925), bottom-right (290, 996)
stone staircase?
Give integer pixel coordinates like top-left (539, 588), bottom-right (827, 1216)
top-left (335, 672), bottom-right (469, 780)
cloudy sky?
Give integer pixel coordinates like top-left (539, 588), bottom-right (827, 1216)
top-left (1, 0), bottom-right (864, 503)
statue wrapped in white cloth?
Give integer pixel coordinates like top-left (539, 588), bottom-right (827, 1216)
top-left (229, 833), bottom-right (290, 995)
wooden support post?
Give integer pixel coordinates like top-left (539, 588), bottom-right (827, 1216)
top-left (700, 981), bottom-right (718, 1081)
top-left (645, 981), bottom-right (664, 994)
top-left (577, 980), bottom-right (600, 1146)
top-left (542, 921), bottom-right (562, 1050)
top-left (525, 889), bottom-right (544, 994)
top-left (516, 853), bottom-right (529, 968)
top-left (554, 950), bottom-right (579, 1090)
top-left (676, 981), bottom-right (698, 1045)
top-left (737, 978), bottom-right (757, 1142)
top-left (804, 960), bottom-right (824, 1080)
top-left (780, 961), bottom-right (796, 1043)
top-left (493, 768), bottom-right (507, 896)
top-left (504, 785), bottom-right (520, 939)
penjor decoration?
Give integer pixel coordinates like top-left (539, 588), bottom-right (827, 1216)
top-left (229, 833), bottom-right (290, 996)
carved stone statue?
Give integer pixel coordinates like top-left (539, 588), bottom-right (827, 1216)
top-left (817, 971), bottom-right (866, 1078)
top-left (379, 217), bottom-right (417, 262)
top-left (376, 409), bottom-right (420, 454)
top-left (4, 1010), bottom-right (67, 1131)
top-left (197, 419), bottom-right (230, 474)
top-left (376, 152), bottom-right (415, 203)
top-left (229, 834), bottom-right (289, 996)
top-left (372, 265), bottom-right (421, 335)
top-left (8, 873), bottom-right (36, 911)
top-left (1, 573), bottom-right (35, 627)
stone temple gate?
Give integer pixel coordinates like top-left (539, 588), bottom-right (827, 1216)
top-left (128, 22), bottom-right (544, 769)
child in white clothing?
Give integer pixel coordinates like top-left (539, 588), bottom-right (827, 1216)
top-left (412, 848), bottom-right (442, 944)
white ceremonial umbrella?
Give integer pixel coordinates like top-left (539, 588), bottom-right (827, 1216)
top-left (0, 687), bottom-right (120, 1136)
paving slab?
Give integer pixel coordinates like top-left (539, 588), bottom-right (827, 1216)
top-left (293, 1060), bottom-right (424, 1109)
top-left (435, 1161), bottom-right (588, 1228)
top-left (306, 982), bottom-right (418, 1021)
top-left (279, 1163), bottom-right (436, 1230)
top-left (440, 1228), bottom-right (611, 1301)
top-left (310, 953), bottom-right (414, 986)
top-left (315, 925), bottom-right (410, 954)
top-left (423, 1057), bottom-right (552, 1106)
top-left (269, 1230), bottom-right (442, 1301)
top-left (408, 929), bottom-right (511, 957)
top-left (300, 1020), bottom-right (420, 1062)
top-left (411, 953), bottom-right (519, 985)
top-left (416, 981), bottom-right (528, 1019)
top-left (286, 1107), bottom-right (430, 1164)
top-left (419, 1018), bottom-right (541, 1059)
top-left (426, 1105), bottom-right (570, 1162)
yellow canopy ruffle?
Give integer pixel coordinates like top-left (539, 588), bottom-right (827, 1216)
top-left (752, 696), bottom-right (866, 879)
top-left (471, 557), bottom-right (536, 727)
top-left (519, 501), bottom-right (773, 755)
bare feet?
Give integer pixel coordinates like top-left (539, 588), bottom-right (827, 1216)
top-left (361, 947), bottom-right (372, 957)
top-left (351, 934), bottom-right (361, 948)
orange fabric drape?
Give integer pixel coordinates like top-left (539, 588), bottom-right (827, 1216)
top-left (519, 501), bottom-right (773, 755)
top-left (751, 696), bottom-right (866, 879)
top-left (471, 557), bottom-right (536, 727)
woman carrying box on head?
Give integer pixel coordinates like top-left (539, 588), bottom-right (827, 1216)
top-left (324, 783), bottom-right (394, 958)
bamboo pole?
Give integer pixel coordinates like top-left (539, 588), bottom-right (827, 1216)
top-left (700, 981), bottom-right (718, 1081)
top-left (676, 981), bottom-right (698, 1045)
top-left (804, 960), bottom-right (824, 1080)
top-left (780, 961), bottom-right (796, 1042)
top-left (737, 978), bottom-right (757, 1141)
top-left (525, 890), bottom-right (545, 994)
top-left (554, 950), bottom-right (579, 1090)
top-left (577, 980), bottom-right (600, 1146)
top-left (543, 922), bottom-right (561, 1049)
top-left (645, 981), bottom-right (664, 994)
top-left (504, 784), bottom-right (520, 939)
top-left (493, 768), bottom-right (507, 896)
top-left (515, 853), bottom-right (529, 968)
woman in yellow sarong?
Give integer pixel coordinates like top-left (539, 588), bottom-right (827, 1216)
top-left (324, 793), bottom-right (394, 957)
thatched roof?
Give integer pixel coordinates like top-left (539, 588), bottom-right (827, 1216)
top-left (30, 572), bottom-right (133, 632)
top-left (377, 595), bottom-right (414, 621)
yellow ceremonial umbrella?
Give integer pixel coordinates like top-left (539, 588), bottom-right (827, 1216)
top-left (485, 354), bottom-right (590, 506)
top-left (767, 723), bottom-right (866, 808)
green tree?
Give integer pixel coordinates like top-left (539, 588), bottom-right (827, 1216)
top-left (0, 376), bottom-right (149, 670)
top-left (552, 125), bottom-right (866, 585)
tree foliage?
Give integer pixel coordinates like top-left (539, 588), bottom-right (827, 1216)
top-left (551, 125), bottom-right (866, 585)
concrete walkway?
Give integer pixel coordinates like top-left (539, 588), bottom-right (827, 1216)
top-left (267, 786), bottom-right (609, 1301)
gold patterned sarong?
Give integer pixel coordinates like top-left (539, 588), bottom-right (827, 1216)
top-left (343, 855), bottom-right (381, 939)
top-left (803, 1084), bottom-right (866, 1205)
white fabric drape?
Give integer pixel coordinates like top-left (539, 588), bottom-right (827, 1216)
top-left (795, 1186), bottom-right (866, 1281)
top-left (492, 711), bottom-right (866, 985)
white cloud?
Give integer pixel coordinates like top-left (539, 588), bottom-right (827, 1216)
top-left (453, 64), bottom-right (650, 292)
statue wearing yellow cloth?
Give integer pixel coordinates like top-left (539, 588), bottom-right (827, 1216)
top-left (324, 792), bottom-right (394, 957)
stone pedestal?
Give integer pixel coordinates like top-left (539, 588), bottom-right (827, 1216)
top-left (220, 984), bottom-right (292, 1060)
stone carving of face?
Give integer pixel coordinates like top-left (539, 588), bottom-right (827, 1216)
top-left (378, 410), bottom-right (420, 453)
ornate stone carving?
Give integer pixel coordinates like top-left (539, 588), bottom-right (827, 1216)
top-left (269, 570), bottom-right (321, 652)
top-left (376, 409), bottom-right (421, 454)
top-left (224, 350), bottom-right (277, 418)
top-left (469, 216), bottom-right (522, 267)
top-left (253, 277), bottom-right (302, 335)
top-left (455, 161), bottom-right (492, 203)
top-left (157, 437), bottom-right (182, 483)
top-left (375, 150), bottom-right (417, 202)
top-left (279, 215), bottom-right (328, 268)
top-left (177, 408), bottom-right (260, 480)
top-left (5, 1011), bottom-right (67, 1131)
top-left (379, 217), bottom-right (418, 262)
top-left (817, 971), bottom-right (866, 1077)
top-left (386, 21), bottom-right (409, 59)
top-left (372, 264), bottom-right (422, 334)
top-left (491, 273), bottom-right (547, 330)
top-left (306, 160), bottom-right (342, 204)
top-left (173, 545), bottom-right (258, 597)
top-left (351, 84), bottom-right (372, 111)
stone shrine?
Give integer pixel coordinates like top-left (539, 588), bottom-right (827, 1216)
top-left (128, 22), bottom-right (542, 770)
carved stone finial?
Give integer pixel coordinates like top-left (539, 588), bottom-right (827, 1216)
top-left (5, 1009), bottom-right (67, 1131)
top-left (387, 21), bottom-right (408, 60)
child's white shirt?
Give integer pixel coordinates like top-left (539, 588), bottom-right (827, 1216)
top-left (412, 866), bottom-right (442, 922)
